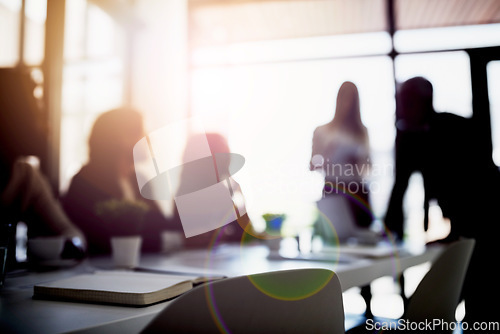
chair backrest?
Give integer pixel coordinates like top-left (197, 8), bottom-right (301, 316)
top-left (405, 239), bottom-right (475, 324)
top-left (142, 268), bottom-right (344, 334)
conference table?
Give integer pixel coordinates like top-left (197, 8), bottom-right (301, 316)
top-left (0, 241), bottom-right (444, 333)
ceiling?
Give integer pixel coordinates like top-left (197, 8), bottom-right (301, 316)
top-left (188, 0), bottom-right (500, 47)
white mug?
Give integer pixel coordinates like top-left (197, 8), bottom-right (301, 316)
top-left (110, 236), bottom-right (142, 268)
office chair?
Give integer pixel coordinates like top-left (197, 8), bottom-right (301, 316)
top-left (404, 238), bottom-right (475, 324)
top-left (142, 268), bottom-right (345, 334)
top-left (348, 238), bottom-right (475, 333)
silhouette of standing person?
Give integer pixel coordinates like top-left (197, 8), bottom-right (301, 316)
top-left (385, 76), bottom-right (500, 323)
top-left (311, 81), bottom-right (374, 318)
top-left (384, 77), bottom-right (434, 240)
top-left (385, 77), bottom-right (479, 241)
top-left (311, 81), bottom-right (373, 231)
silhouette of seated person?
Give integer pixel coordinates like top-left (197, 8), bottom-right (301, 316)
top-left (384, 76), bottom-right (500, 323)
top-left (173, 133), bottom-right (247, 249)
top-left (311, 81), bottom-right (374, 239)
top-left (63, 109), bottom-right (178, 255)
top-left (0, 68), bottom-right (86, 266)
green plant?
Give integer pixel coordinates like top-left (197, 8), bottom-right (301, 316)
top-left (262, 213), bottom-right (286, 222)
top-left (262, 213), bottom-right (286, 236)
top-left (95, 199), bottom-right (149, 236)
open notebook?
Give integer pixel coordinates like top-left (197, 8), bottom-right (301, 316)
top-left (33, 271), bottom-right (224, 306)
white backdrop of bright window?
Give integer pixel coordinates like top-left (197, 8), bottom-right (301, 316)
top-left (191, 55), bottom-right (396, 232)
top-left (190, 24), bottom-right (492, 232)
top-left (60, 0), bottom-right (125, 192)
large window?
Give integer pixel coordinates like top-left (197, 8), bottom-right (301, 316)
top-left (190, 24), bottom-right (498, 236)
top-left (23, 0), bottom-right (46, 66)
top-left (0, 0), bottom-right (46, 67)
top-left (0, 0), bottom-right (22, 67)
top-left (59, 0), bottom-right (125, 192)
top-left (191, 34), bottom-right (396, 231)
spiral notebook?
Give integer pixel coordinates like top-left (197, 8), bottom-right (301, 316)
top-left (33, 271), bottom-right (224, 306)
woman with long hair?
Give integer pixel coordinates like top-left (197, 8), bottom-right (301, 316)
top-left (311, 81), bottom-right (373, 318)
top-left (63, 108), bottom-right (175, 254)
top-left (311, 81), bottom-right (372, 229)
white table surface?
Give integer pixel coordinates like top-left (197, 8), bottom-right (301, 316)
top-left (0, 242), bottom-right (443, 333)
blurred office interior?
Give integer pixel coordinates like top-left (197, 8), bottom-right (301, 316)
top-left (1, 0), bottom-right (500, 321)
